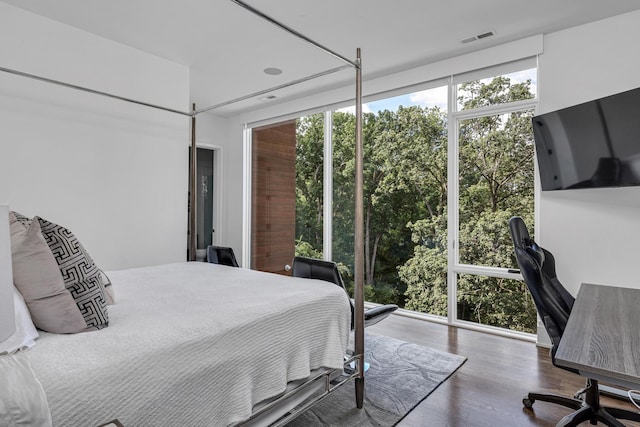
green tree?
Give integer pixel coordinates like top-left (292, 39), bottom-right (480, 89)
top-left (400, 213), bottom-right (448, 315)
top-left (400, 77), bottom-right (537, 332)
top-left (295, 113), bottom-right (325, 253)
top-left (328, 107), bottom-right (447, 306)
top-left (294, 76), bottom-right (537, 333)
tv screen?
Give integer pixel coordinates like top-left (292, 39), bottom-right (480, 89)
top-left (532, 87), bottom-right (640, 191)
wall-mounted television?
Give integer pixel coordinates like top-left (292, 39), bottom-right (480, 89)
top-left (532, 87), bottom-right (640, 191)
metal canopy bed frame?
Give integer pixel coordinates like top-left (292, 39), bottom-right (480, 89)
top-left (1, 1), bottom-right (367, 424)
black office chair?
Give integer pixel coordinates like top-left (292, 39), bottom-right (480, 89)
top-left (206, 245), bottom-right (239, 267)
top-left (509, 216), bottom-right (640, 426)
top-left (291, 256), bottom-right (398, 329)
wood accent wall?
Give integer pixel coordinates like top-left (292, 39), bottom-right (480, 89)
top-left (251, 120), bottom-right (296, 274)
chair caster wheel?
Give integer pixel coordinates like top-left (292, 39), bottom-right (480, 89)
top-left (523, 397), bottom-right (534, 408)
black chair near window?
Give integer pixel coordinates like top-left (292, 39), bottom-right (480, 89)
top-left (291, 256), bottom-right (398, 329)
top-left (206, 245), bottom-right (239, 267)
top-left (508, 216), bottom-right (640, 426)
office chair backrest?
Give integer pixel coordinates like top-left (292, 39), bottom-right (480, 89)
top-left (291, 256), bottom-right (355, 329)
top-left (206, 245), bottom-right (239, 267)
top-left (509, 217), bottom-right (575, 354)
top-left (292, 256), bottom-right (346, 289)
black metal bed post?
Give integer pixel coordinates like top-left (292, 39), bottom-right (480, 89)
top-left (189, 103), bottom-right (197, 261)
top-left (354, 48), bottom-right (365, 409)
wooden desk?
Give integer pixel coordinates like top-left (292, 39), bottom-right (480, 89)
top-left (555, 283), bottom-right (640, 390)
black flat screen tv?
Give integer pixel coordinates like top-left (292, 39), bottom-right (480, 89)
top-left (532, 87), bottom-right (640, 191)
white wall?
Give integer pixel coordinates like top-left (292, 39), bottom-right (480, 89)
top-left (0, 3), bottom-right (191, 270)
top-left (538, 9), bottom-right (640, 296)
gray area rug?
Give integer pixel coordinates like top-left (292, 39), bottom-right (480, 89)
top-left (286, 333), bottom-right (466, 426)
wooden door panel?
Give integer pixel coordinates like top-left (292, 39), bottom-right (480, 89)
top-left (251, 120), bottom-right (296, 274)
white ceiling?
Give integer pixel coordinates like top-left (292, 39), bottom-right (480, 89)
top-left (3, 0), bottom-right (640, 115)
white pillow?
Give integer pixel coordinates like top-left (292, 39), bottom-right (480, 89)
top-left (0, 351), bottom-right (52, 427)
top-left (0, 287), bottom-right (39, 355)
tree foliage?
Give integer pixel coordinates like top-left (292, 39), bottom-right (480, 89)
top-left (294, 76), bottom-right (537, 333)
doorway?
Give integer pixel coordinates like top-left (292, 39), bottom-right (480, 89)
top-left (188, 146), bottom-right (216, 261)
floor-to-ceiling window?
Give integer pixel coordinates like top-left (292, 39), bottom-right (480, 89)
top-left (451, 63), bottom-right (538, 334)
top-left (247, 58), bottom-right (538, 336)
top-left (332, 85), bottom-right (449, 313)
top-left (295, 113), bottom-right (325, 259)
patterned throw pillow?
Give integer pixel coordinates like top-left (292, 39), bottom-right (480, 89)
top-left (99, 270), bottom-right (116, 305)
top-left (9, 213), bottom-right (88, 333)
top-left (35, 217), bottom-right (109, 330)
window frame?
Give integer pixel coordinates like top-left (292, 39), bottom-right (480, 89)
top-left (241, 59), bottom-right (540, 340)
top-left (447, 65), bottom-right (538, 337)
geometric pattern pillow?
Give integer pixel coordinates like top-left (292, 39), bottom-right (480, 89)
top-left (99, 270), bottom-right (116, 305)
top-left (35, 216), bottom-right (109, 330)
top-left (9, 213), bottom-right (88, 333)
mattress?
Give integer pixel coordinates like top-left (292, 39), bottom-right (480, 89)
top-left (27, 262), bottom-right (351, 427)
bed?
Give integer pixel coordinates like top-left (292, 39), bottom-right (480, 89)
top-left (1, 1), bottom-right (368, 424)
top-left (26, 262), bottom-right (351, 426)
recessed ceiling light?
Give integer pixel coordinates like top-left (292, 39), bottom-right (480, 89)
top-left (263, 67), bottom-right (283, 76)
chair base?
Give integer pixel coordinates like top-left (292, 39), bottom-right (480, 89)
top-left (524, 379), bottom-right (640, 427)
top-left (523, 392), bottom-right (583, 411)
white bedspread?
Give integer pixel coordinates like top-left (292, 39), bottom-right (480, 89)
top-left (27, 262), bottom-right (351, 427)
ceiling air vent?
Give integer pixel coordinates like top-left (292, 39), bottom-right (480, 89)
top-left (462, 31), bottom-right (495, 44)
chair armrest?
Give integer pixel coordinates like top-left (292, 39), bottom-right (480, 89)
top-left (364, 304), bottom-right (398, 328)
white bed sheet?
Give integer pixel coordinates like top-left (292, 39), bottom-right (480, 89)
top-left (27, 262), bottom-right (351, 427)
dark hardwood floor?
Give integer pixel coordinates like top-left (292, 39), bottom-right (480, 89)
top-left (367, 314), bottom-right (640, 426)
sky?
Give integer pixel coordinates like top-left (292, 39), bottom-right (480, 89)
top-left (338, 68), bottom-right (537, 115)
